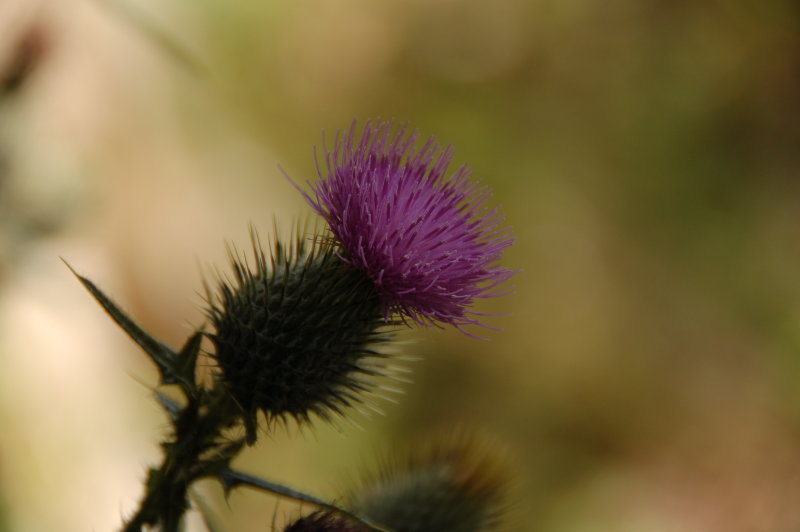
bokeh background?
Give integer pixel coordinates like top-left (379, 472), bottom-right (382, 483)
top-left (2, 0), bottom-right (800, 530)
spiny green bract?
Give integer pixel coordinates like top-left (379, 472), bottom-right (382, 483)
top-left (206, 229), bottom-right (396, 443)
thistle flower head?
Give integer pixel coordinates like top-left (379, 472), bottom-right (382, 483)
top-left (205, 227), bottom-right (396, 442)
top-left (290, 119), bottom-right (515, 333)
top-left (350, 435), bottom-right (508, 532)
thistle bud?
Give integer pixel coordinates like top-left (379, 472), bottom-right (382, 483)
top-left (206, 229), bottom-right (395, 442)
top-left (282, 512), bottom-right (367, 532)
top-left (351, 436), bottom-right (508, 532)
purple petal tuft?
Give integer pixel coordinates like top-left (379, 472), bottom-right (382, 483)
top-left (290, 119), bottom-right (515, 333)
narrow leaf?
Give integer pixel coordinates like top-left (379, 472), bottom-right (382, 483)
top-left (63, 259), bottom-right (188, 388)
top-left (217, 468), bottom-right (394, 532)
top-left (175, 331), bottom-right (203, 390)
top-left (155, 391), bottom-right (183, 421)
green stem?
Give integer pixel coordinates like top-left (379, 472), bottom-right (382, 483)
top-left (121, 394), bottom-right (233, 532)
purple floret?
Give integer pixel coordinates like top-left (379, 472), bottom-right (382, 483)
top-left (289, 119), bottom-right (515, 334)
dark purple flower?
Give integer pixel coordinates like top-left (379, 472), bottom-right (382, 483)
top-left (289, 119), bottom-right (515, 334)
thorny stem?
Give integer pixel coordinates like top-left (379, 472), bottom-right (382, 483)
top-left (122, 392), bottom-right (236, 532)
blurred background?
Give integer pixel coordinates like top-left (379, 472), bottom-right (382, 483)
top-left (1, 0), bottom-right (800, 530)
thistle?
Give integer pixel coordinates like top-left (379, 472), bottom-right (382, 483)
top-left (206, 229), bottom-right (397, 443)
top-left (283, 512), bottom-right (369, 532)
top-left (350, 435), bottom-right (508, 532)
top-left (289, 119), bottom-right (515, 333)
top-left (65, 118), bottom-right (515, 532)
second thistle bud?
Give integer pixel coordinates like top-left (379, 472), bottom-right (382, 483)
top-left (206, 229), bottom-right (394, 442)
top-left (350, 436), bottom-right (508, 532)
top-left (282, 512), bottom-right (367, 532)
